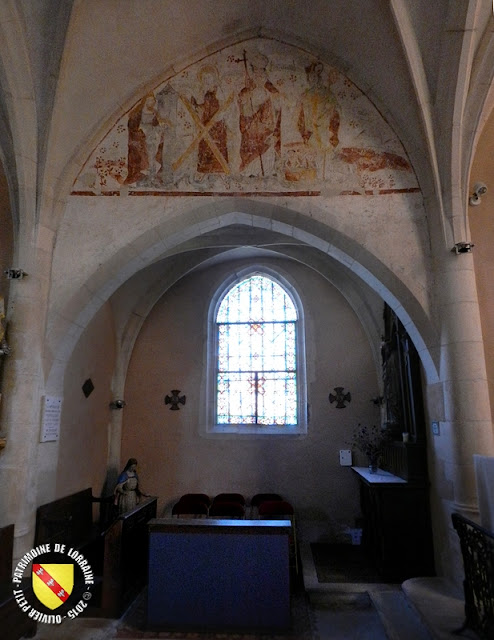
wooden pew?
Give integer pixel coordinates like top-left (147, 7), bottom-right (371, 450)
top-left (0, 524), bottom-right (37, 640)
top-left (34, 488), bottom-right (157, 618)
top-left (34, 487), bottom-right (112, 552)
top-left (101, 497), bottom-right (157, 617)
top-left (34, 487), bottom-right (109, 600)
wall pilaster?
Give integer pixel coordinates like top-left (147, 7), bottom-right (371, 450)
top-left (431, 248), bottom-right (494, 582)
top-left (0, 224), bottom-right (53, 559)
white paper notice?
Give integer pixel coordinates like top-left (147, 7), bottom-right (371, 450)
top-left (40, 396), bottom-right (62, 442)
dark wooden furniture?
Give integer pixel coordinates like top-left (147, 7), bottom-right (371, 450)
top-left (34, 487), bottom-right (103, 550)
top-left (353, 304), bottom-right (434, 581)
top-left (352, 467), bottom-right (435, 581)
top-left (147, 518), bottom-right (291, 632)
top-left (0, 524), bottom-right (37, 640)
top-left (34, 488), bottom-right (157, 617)
top-left (452, 512), bottom-right (494, 640)
top-left (100, 497), bottom-right (157, 617)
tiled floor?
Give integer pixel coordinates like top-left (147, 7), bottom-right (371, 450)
top-left (27, 543), bottom-right (477, 640)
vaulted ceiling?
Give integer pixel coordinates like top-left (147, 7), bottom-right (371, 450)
top-left (0, 0), bottom-right (493, 246)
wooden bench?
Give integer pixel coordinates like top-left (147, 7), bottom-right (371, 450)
top-left (35, 488), bottom-right (157, 618)
top-left (0, 524), bottom-right (37, 640)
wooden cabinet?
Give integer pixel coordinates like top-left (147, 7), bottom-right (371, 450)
top-left (353, 467), bottom-right (435, 581)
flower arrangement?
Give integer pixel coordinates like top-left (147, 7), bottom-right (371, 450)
top-left (349, 423), bottom-right (390, 464)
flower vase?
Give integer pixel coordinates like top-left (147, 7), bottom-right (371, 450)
top-left (368, 459), bottom-right (378, 474)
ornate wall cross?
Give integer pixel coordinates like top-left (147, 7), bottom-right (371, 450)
top-left (165, 390), bottom-right (186, 410)
top-left (329, 386), bottom-right (351, 408)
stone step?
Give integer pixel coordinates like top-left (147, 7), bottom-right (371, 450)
top-left (308, 590), bottom-right (389, 639)
top-left (371, 588), bottom-right (433, 640)
top-left (402, 577), bottom-right (481, 640)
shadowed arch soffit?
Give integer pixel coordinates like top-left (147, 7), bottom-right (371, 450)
top-left (47, 210), bottom-right (439, 389)
top-left (113, 237), bottom-right (386, 372)
top-left (115, 223), bottom-right (437, 373)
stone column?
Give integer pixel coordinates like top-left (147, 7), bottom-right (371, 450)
top-left (430, 246), bottom-right (494, 583)
top-left (0, 225), bottom-right (53, 559)
top-left (437, 249), bottom-right (494, 513)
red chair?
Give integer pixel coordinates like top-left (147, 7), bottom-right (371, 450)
top-left (178, 493), bottom-right (211, 508)
top-left (258, 500), bottom-right (293, 517)
top-left (250, 493), bottom-right (283, 518)
top-left (209, 501), bottom-right (245, 519)
top-left (258, 500), bottom-right (298, 575)
top-left (251, 493), bottom-right (282, 507)
top-left (212, 493), bottom-right (245, 506)
top-left (172, 495), bottom-right (209, 518)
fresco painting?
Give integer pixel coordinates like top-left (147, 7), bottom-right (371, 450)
top-left (73, 39), bottom-right (417, 196)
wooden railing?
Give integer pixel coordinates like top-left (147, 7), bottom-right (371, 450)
top-left (452, 512), bottom-right (494, 640)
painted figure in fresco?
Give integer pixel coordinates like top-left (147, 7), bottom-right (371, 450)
top-left (155, 84), bottom-right (177, 185)
top-left (0, 296), bottom-right (9, 355)
top-left (297, 62), bottom-right (340, 180)
top-left (190, 65), bottom-right (229, 175)
top-left (114, 458), bottom-right (149, 515)
top-left (126, 93), bottom-right (165, 186)
top-left (237, 50), bottom-right (281, 178)
top-left (0, 297), bottom-right (5, 345)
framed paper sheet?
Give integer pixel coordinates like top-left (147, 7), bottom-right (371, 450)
top-left (40, 396), bottom-right (62, 442)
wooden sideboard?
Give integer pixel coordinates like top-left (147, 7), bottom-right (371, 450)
top-left (352, 467), bottom-right (435, 581)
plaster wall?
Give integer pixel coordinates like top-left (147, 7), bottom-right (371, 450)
top-left (55, 301), bottom-right (116, 500)
top-left (121, 256), bottom-right (381, 541)
top-left (469, 113), bottom-right (494, 428)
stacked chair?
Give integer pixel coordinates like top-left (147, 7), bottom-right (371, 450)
top-left (171, 493), bottom-right (211, 518)
top-left (250, 493), bottom-right (283, 518)
top-left (209, 493), bottom-right (245, 519)
top-left (255, 495), bottom-right (298, 577)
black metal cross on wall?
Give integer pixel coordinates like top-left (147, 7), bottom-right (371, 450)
top-left (165, 390), bottom-right (186, 410)
top-left (329, 386), bottom-right (351, 409)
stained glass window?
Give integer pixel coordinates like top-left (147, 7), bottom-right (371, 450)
top-left (215, 274), bottom-right (298, 426)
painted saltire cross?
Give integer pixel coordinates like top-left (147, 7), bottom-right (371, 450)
top-left (329, 386), bottom-right (351, 408)
top-left (165, 390), bottom-right (186, 410)
top-left (173, 92), bottom-right (234, 174)
top-left (32, 564), bottom-right (74, 609)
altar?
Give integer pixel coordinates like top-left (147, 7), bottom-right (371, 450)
top-left (147, 518), bottom-right (291, 632)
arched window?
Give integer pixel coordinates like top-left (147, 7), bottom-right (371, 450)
top-left (205, 268), bottom-right (307, 436)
